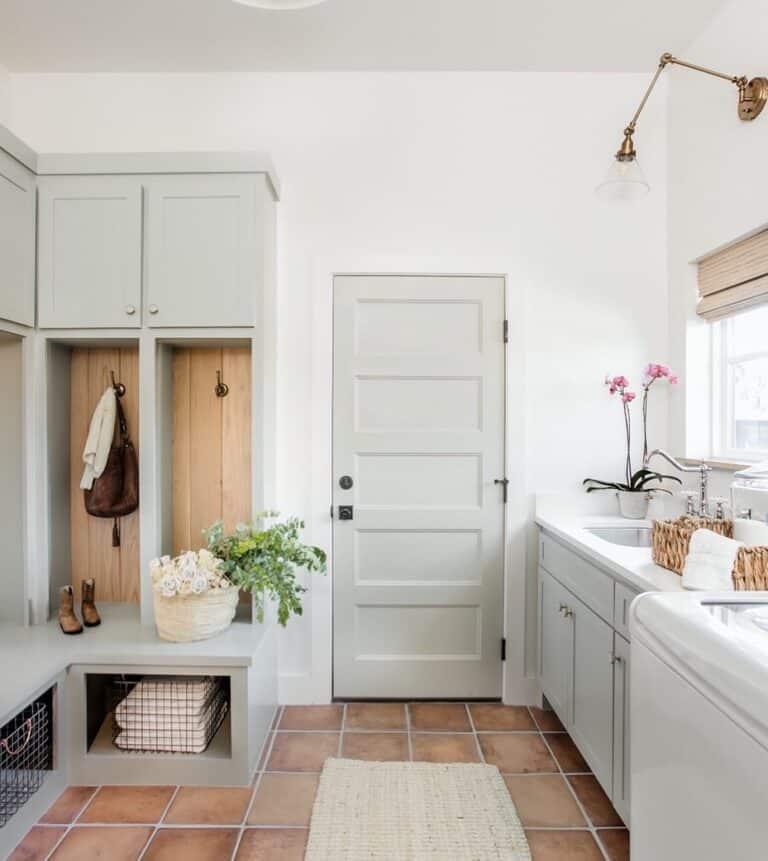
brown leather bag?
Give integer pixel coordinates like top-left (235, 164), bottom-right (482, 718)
top-left (84, 396), bottom-right (139, 547)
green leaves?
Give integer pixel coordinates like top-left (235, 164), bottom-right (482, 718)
top-left (583, 469), bottom-right (681, 495)
top-left (203, 514), bottom-right (327, 627)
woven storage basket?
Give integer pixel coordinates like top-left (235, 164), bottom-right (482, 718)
top-left (153, 584), bottom-right (239, 642)
top-left (651, 516), bottom-right (734, 575)
top-left (733, 546), bottom-right (768, 591)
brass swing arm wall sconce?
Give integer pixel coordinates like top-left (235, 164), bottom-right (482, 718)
top-left (598, 52), bottom-right (768, 200)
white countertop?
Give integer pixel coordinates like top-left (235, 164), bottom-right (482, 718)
top-left (535, 507), bottom-right (685, 594)
top-left (0, 604), bottom-right (270, 726)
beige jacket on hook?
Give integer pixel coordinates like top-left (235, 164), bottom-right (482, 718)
top-left (80, 386), bottom-right (117, 490)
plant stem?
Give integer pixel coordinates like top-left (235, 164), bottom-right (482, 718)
top-left (642, 387), bottom-right (649, 464)
top-left (624, 400), bottom-right (632, 486)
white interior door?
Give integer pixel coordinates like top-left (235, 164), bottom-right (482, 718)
top-left (333, 275), bottom-right (506, 699)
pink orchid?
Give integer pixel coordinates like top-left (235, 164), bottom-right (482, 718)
top-left (622, 391), bottom-right (636, 403)
top-left (668, 374), bottom-right (679, 385)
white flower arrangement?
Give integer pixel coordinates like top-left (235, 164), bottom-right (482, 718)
top-left (150, 548), bottom-right (233, 599)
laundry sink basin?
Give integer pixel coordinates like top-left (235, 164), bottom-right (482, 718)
top-left (586, 526), bottom-right (653, 547)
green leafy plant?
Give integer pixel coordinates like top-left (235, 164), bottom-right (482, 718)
top-left (583, 468), bottom-right (681, 495)
top-left (204, 513), bottom-right (327, 626)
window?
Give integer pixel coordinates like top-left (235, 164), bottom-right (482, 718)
top-left (714, 304), bottom-right (768, 460)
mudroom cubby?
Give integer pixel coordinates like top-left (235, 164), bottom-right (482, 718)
top-left (154, 338), bottom-right (255, 609)
top-left (67, 661), bottom-right (271, 786)
top-left (45, 338), bottom-right (141, 613)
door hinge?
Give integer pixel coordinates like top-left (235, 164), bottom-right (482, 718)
top-left (501, 638), bottom-right (507, 661)
top-left (503, 319), bottom-right (509, 343)
top-left (330, 505), bottom-right (334, 519)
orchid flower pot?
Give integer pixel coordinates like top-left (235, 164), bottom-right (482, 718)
top-left (617, 491), bottom-right (650, 520)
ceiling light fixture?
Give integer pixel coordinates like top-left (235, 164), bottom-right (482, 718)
top-left (596, 52), bottom-right (768, 202)
top-left (232, 0), bottom-right (328, 8)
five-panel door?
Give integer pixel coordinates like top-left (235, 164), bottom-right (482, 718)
top-left (332, 275), bottom-right (506, 699)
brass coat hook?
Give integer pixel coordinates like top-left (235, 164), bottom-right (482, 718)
top-left (215, 370), bottom-right (229, 398)
top-left (110, 370), bottom-right (126, 398)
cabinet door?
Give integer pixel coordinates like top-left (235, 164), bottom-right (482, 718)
top-left (612, 633), bottom-right (631, 825)
top-left (538, 568), bottom-right (573, 725)
top-left (0, 151), bottom-right (35, 326)
top-left (570, 594), bottom-right (614, 794)
top-left (145, 176), bottom-right (259, 327)
top-left (38, 178), bottom-right (142, 328)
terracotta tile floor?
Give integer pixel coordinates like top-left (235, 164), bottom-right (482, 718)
top-left (11, 703), bottom-right (629, 861)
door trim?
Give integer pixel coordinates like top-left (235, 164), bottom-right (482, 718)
top-left (296, 256), bottom-right (534, 707)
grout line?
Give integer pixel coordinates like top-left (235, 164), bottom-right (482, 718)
top-left (136, 785), bottom-right (180, 861)
top-left (337, 704), bottom-right (346, 758)
top-left (40, 784), bottom-right (103, 861)
top-left (405, 704), bottom-right (413, 761)
top-left (538, 732), bottom-right (612, 861)
top-left (464, 703), bottom-right (486, 763)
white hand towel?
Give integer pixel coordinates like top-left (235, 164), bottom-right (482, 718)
top-left (79, 386), bottom-right (117, 490)
top-left (682, 528), bottom-right (742, 591)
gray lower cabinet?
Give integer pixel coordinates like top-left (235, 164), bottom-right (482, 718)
top-left (570, 593), bottom-right (614, 793)
top-left (37, 177), bottom-right (143, 328)
top-left (612, 632), bottom-right (631, 823)
top-left (538, 568), bottom-right (573, 724)
top-left (0, 150), bottom-right (35, 327)
top-left (538, 533), bottom-right (639, 826)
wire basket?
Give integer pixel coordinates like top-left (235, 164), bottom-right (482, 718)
top-left (0, 699), bottom-right (51, 828)
top-left (111, 676), bottom-right (228, 755)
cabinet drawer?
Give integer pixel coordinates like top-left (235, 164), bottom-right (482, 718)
top-left (540, 533), bottom-right (613, 624)
top-left (614, 582), bottom-right (640, 640)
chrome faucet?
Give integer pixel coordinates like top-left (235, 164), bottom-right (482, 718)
top-left (644, 449), bottom-right (713, 517)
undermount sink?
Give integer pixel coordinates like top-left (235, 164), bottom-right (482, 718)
top-left (586, 526), bottom-right (653, 547)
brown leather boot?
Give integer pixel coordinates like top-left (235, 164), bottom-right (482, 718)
top-left (59, 586), bottom-right (83, 635)
top-left (81, 578), bottom-right (101, 628)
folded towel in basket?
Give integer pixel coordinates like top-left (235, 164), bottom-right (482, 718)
top-left (682, 528), bottom-right (742, 591)
top-left (114, 694), bottom-right (227, 754)
top-left (115, 677), bottom-right (217, 726)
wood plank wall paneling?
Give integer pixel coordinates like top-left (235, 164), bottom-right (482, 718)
top-left (69, 347), bottom-right (140, 604)
top-left (172, 346), bottom-right (252, 555)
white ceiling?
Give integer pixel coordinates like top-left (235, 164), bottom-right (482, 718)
top-left (0, 0), bottom-right (727, 73)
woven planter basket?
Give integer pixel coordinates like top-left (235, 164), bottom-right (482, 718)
top-left (652, 516), bottom-right (768, 589)
top-left (153, 584), bottom-right (240, 643)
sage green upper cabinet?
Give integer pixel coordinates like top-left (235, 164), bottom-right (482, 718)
top-left (144, 175), bottom-right (261, 327)
top-left (0, 150), bottom-right (36, 327)
top-left (37, 177), bottom-right (142, 328)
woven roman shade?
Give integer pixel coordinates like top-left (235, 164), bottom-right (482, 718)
top-left (697, 229), bottom-right (768, 320)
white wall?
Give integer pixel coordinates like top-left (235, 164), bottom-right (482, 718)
top-left (7, 71), bottom-right (668, 702)
top-left (0, 65), bottom-right (10, 125)
top-left (668, 0), bottom-right (768, 465)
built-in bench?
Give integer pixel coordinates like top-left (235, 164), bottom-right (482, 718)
top-left (0, 604), bottom-right (276, 856)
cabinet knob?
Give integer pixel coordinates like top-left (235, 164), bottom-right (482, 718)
top-left (125, 304), bottom-right (136, 315)
top-left (148, 304), bottom-right (159, 315)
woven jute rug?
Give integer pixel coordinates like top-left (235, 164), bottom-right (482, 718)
top-left (305, 758), bottom-right (531, 861)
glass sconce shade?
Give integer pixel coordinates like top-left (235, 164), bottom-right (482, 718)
top-left (595, 156), bottom-right (650, 201)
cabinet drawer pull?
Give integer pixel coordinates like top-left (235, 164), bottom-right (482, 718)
top-left (610, 653), bottom-right (623, 665)
top-left (148, 304), bottom-right (159, 315)
top-left (124, 304), bottom-right (136, 315)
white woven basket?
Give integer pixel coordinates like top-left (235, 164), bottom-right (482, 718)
top-left (153, 584), bottom-right (240, 642)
